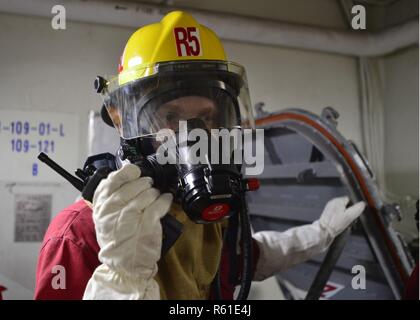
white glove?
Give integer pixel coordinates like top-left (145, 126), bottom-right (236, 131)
top-left (83, 164), bottom-right (173, 300)
top-left (253, 196), bottom-right (365, 281)
top-left (319, 196), bottom-right (366, 237)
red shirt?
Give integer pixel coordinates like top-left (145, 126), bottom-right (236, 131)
top-left (34, 200), bottom-right (257, 300)
top-left (34, 200), bottom-right (100, 300)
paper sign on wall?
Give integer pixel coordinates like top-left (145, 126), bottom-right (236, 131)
top-left (14, 194), bottom-right (52, 242)
top-left (0, 110), bottom-right (79, 182)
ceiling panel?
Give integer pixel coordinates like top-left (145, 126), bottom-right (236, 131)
top-left (173, 0), bottom-right (347, 29)
top-left (123, 0), bottom-right (348, 29)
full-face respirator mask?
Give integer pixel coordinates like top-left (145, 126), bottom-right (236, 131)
top-left (93, 61), bottom-right (258, 223)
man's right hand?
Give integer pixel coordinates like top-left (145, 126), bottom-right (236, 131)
top-left (83, 164), bottom-right (173, 300)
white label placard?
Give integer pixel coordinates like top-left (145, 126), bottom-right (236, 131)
top-left (0, 110), bottom-right (79, 182)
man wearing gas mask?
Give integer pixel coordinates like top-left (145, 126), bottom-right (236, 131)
top-left (34, 11), bottom-right (365, 300)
